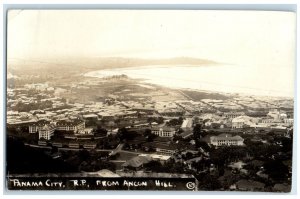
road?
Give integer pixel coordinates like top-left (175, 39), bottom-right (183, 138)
top-left (109, 143), bottom-right (124, 156)
top-left (24, 143), bottom-right (143, 155)
top-left (177, 90), bottom-right (193, 101)
top-left (25, 143), bottom-right (112, 152)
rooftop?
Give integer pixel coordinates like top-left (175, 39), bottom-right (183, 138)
top-left (122, 156), bottom-right (152, 168)
top-left (151, 127), bottom-right (176, 131)
top-left (40, 124), bottom-right (56, 131)
top-left (56, 119), bottom-right (84, 126)
top-left (211, 134), bottom-right (244, 141)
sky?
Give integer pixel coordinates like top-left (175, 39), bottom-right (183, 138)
top-left (7, 10), bottom-right (296, 97)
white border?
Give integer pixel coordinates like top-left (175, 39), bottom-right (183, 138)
top-left (0, 0), bottom-right (299, 4)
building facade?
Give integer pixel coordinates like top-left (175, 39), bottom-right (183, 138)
top-left (38, 124), bottom-right (55, 140)
top-left (56, 120), bottom-right (85, 133)
top-left (232, 118), bottom-right (245, 128)
top-left (29, 121), bottom-right (50, 133)
top-left (151, 127), bottom-right (176, 137)
top-left (181, 118), bottom-right (193, 130)
top-left (223, 112), bottom-right (245, 119)
top-left (156, 147), bottom-right (177, 156)
top-left (210, 134), bottom-right (244, 146)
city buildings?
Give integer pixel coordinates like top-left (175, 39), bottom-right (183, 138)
top-left (38, 124), bottom-right (56, 140)
top-left (28, 120), bottom-right (51, 133)
top-left (6, 76), bottom-right (294, 192)
top-left (151, 127), bottom-right (176, 137)
top-left (181, 118), bottom-right (193, 130)
top-left (232, 117), bottom-right (247, 128)
top-left (210, 133), bottom-right (244, 146)
top-left (154, 143), bottom-right (178, 155)
top-left (122, 155), bottom-right (152, 170)
top-left (56, 120), bottom-right (85, 133)
top-left (232, 116), bottom-right (257, 129)
top-left (223, 112), bottom-right (245, 119)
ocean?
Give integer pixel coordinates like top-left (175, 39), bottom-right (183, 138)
top-left (84, 65), bottom-right (293, 98)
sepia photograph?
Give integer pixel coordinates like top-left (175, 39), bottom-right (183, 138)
top-left (5, 9), bottom-right (295, 192)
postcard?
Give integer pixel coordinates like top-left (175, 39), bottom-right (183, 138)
top-left (6, 9), bottom-right (295, 192)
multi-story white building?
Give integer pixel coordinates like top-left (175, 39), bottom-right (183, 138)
top-left (267, 109), bottom-right (280, 120)
top-left (29, 121), bottom-right (50, 133)
top-left (181, 118), bottom-right (193, 130)
top-left (284, 118), bottom-right (294, 125)
top-left (154, 143), bottom-right (178, 155)
top-left (77, 128), bottom-right (93, 135)
top-left (210, 133), bottom-right (244, 146)
top-left (24, 83), bottom-right (49, 91)
top-left (56, 120), bottom-right (85, 133)
top-left (223, 112), bottom-right (245, 119)
top-left (232, 116), bottom-right (257, 129)
top-left (38, 124), bottom-right (55, 140)
top-left (232, 117), bottom-right (246, 128)
top-left (29, 124), bottom-right (41, 133)
top-left (151, 127), bottom-right (176, 137)
top-left (260, 117), bottom-right (275, 124)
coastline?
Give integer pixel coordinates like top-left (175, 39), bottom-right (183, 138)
top-left (83, 65), bottom-right (293, 99)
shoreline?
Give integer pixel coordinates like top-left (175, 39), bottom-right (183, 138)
top-left (82, 65), bottom-right (293, 99)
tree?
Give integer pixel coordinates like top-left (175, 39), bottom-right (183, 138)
top-left (178, 116), bottom-right (184, 125)
top-left (51, 146), bottom-right (58, 154)
top-left (264, 160), bottom-right (289, 181)
top-left (114, 118), bottom-right (121, 127)
top-left (177, 128), bottom-right (184, 134)
top-left (147, 117), bottom-right (155, 124)
top-left (78, 150), bottom-right (90, 162)
top-left (193, 124), bottom-right (202, 140)
top-left (95, 125), bottom-right (108, 135)
top-left (107, 121), bottom-right (115, 132)
top-left (167, 117), bottom-right (184, 126)
top-left (117, 127), bottom-right (140, 141)
top-left (185, 152), bottom-right (194, 160)
top-left (144, 128), bottom-right (152, 137)
top-left (197, 174), bottom-right (222, 190)
top-left (275, 136), bottom-right (292, 153)
top-left (193, 116), bottom-right (200, 124)
top-left (157, 117), bottom-right (164, 124)
top-left (143, 129), bottom-right (156, 142)
top-left (196, 141), bottom-right (211, 152)
top-left (117, 127), bottom-right (126, 140)
top-left (143, 160), bottom-right (163, 172)
top-left (173, 134), bottom-right (184, 142)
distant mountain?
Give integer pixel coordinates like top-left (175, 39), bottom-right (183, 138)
top-left (8, 56), bottom-right (218, 71)
top-left (81, 56), bottom-right (219, 69)
top-left (104, 56), bottom-right (218, 65)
